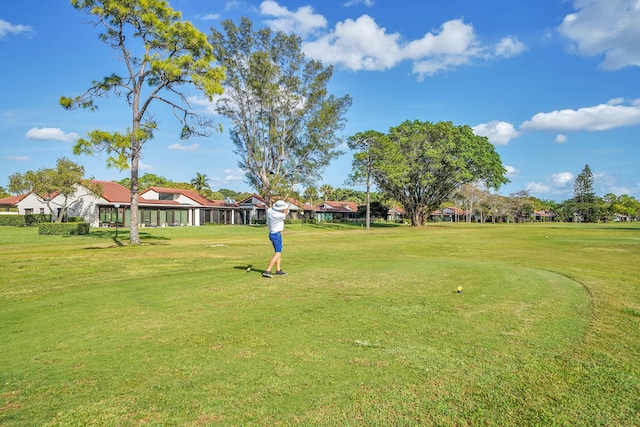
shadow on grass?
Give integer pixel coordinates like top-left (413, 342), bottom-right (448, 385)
top-left (233, 264), bottom-right (269, 275)
top-left (302, 222), bottom-right (404, 230)
top-left (84, 230), bottom-right (170, 249)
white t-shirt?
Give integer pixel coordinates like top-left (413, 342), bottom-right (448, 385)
top-left (266, 207), bottom-right (286, 234)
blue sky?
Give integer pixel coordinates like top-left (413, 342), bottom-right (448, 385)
top-left (1, 0), bottom-right (639, 202)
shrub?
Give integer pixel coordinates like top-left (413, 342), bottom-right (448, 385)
top-left (0, 215), bottom-right (26, 227)
top-left (38, 222), bottom-right (90, 235)
top-left (25, 214), bottom-right (52, 226)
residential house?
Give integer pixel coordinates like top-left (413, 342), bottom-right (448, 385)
top-left (429, 206), bottom-right (466, 222)
top-left (236, 195), bottom-right (311, 223)
top-left (314, 201), bottom-right (360, 222)
top-left (612, 213), bottom-right (633, 222)
top-left (1, 180), bottom-right (372, 227)
top-left (0, 193), bottom-right (49, 216)
top-left (140, 187), bottom-right (240, 226)
top-left (533, 210), bottom-right (555, 222)
top-left (237, 194), bottom-right (267, 224)
top-left (387, 206), bottom-right (405, 222)
top-left (0, 181), bottom-right (235, 228)
top-left (284, 198), bottom-right (315, 221)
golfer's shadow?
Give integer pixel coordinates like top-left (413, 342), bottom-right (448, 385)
top-left (233, 264), bottom-right (265, 274)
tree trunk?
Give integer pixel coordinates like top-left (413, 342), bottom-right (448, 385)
top-left (129, 140), bottom-right (140, 244)
top-left (365, 175), bottom-right (371, 230)
top-left (411, 208), bottom-right (426, 226)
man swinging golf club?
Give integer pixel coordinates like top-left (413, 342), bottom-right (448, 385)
top-left (263, 200), bottom-right (289, 278)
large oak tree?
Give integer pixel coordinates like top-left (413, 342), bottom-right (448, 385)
top-left (370, 120), bottom-right (509, 226)
top-left (60, 0), bottom-right (225, 244)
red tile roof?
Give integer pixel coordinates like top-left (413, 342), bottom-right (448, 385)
top-left (90, 180), bottom-right (134, 204)
top-left (142, 186), bottom-right (239, 207)
top-left (317, 201), bottom-right (360, 213)
top-left (144, 186), bottom-right (211, 205)
top-left (0, 193), bottom-right (29, 206)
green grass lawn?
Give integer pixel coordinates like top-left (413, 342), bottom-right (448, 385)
top-left (1, 222), bottom-right (639, 426)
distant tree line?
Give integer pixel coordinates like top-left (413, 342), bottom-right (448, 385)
top-left (4, 161), bottom-right (639, 224)
top-left (445, 165), bottom-right (640, 223)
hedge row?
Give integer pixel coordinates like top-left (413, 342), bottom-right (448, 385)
top-left (26, 214), bottom-right (53, 226)
top-left (0, 214), bottom-right (53, 227)
top-left (0, 215), bottom-right (26, 226)
top-left (38, 222), bottom-right (90, 235)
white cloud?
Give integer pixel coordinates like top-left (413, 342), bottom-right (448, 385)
top-left (168, 143), bottom-right (200, 151)
top-left (260, 1), bottom-right (525, 79)
top-left (494, 36), bottom-right (526, 57)
top-left (589, 172), bottom-right (640, 197)
top-left (344, 0), bottom-right (374, 6)
top-left (210, 168), bottom-right (245, 186)
top-left (549, 172), bottom-right (574, 187)
top-left (524, 181), bottom-right (554, 194)
top-left (0, 18), bottom-right (34, 38)
top-left (407, 19), bottom-right (484, 77)
top-left (554, 134), bottom-right (568, 143)
top-left (472, 120), bottom-right (520, 145)
top-left (200, 13), bottom-right (220, 21)
top-left (224, 0), bottom-right (243, 12)
top-left (6, 155), bottom-right (29, 161)
top-left (260, 1), bottom-right (327, 37)
top-left (608, 183), bottom-right (640, 197)
top-left (504, 165), bottom-right (519, 178)
top-left (188, 95), bottom-right (219, 116)
top-left (302, 15), bottom-right (402, 71)
top-left (524, 171), bottom-right (574, 196)
top-left (25, 127), bottom-right (79, 142)
top-left (222, 168), bottom-right (245, 182)
top-left (520, 100), bottom-right (640, 132)
top-left (558, 0), bottom-right (640, 70)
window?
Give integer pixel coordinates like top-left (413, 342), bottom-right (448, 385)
top-left (25, 208), bottom-right (33, 214)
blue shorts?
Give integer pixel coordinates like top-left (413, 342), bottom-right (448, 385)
top-left (269, 231), bottom-right (283, 253)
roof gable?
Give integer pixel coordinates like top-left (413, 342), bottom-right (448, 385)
top-left (238, 194), bottom-right (266, 208)
top-left (143, 186), bottom-right (212, 205)
top-left (89, 180), bottom-right (133, 204)
top-left (0, 193), bottom-right (29, 206)
top-left (317, 201), bottom-right (359, 212)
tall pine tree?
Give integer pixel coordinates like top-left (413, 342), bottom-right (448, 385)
top-left (573, 164), bottom-right (597, 222)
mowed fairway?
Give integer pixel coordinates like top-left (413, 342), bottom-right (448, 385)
top-left (1, 222), bottom-right (639, 426)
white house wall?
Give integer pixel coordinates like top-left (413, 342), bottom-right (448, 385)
top-left (16, 193), bottom-right (56, 215)
top-left (66, 184), bottom-right (106, 227)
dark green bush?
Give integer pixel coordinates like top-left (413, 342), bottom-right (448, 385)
top-left (38, 222), bottom-right (90, 235)
top-left (0, 215), bottom-right (26, 227)
top-left (25, 214), bottom-right (52, 226)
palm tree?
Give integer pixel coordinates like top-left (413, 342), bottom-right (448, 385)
top-left (319, 184), bottom-right (334, 202)
top-left (303, 186), bottom-right (319, 206)
top-left (191, 172), bottom-right (211, 193)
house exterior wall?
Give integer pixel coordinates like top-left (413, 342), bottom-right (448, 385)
top-left (13, 193), bottom-right (54, 215)
top-left (67, 185), bottom-right (105, 227)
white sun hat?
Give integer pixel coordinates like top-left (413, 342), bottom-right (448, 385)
top-left (273, 200), bottom-right (289, 211)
